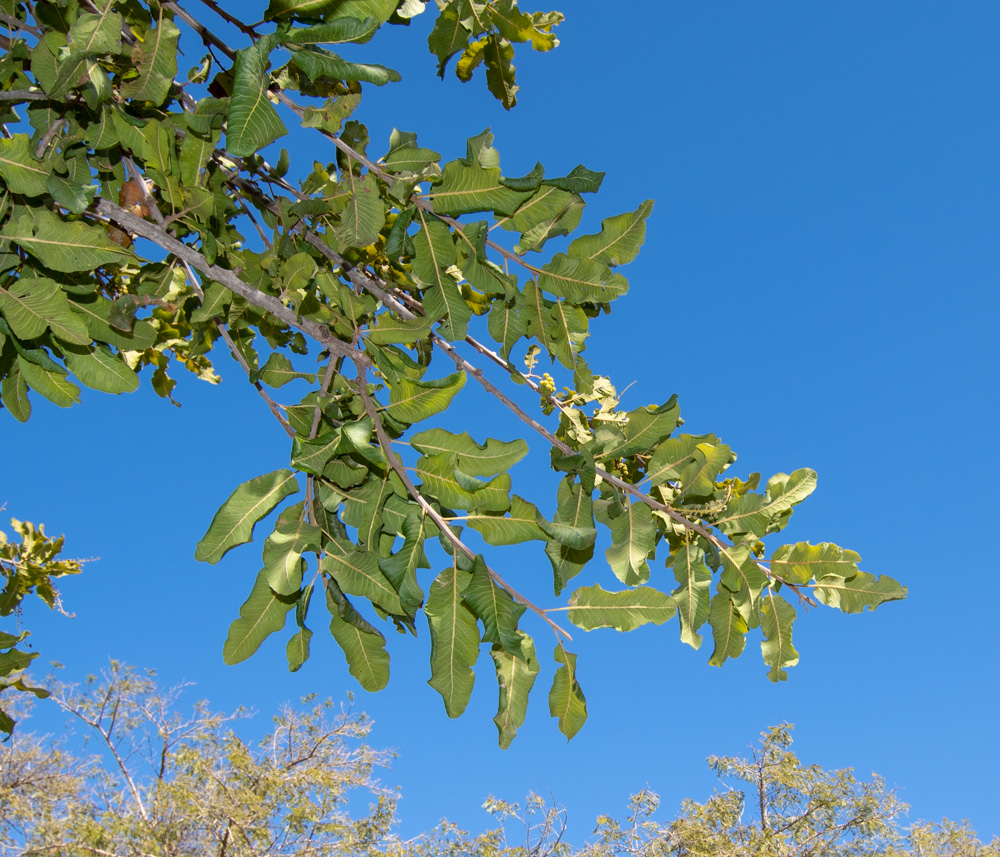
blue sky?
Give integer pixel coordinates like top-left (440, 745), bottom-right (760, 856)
top-left (4, 0), bottom-right (999, 842)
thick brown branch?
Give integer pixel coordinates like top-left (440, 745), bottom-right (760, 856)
top-left (94, 198), bottom-right (359, 364)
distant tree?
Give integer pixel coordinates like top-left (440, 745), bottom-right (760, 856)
top-left (0, 0), bottom-right (905, 742)
top-left (1, 672), bottom-right (996, 857)
top-left (0, 514), bottom-right (82, 733)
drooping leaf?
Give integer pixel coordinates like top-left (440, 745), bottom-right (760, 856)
top-left (463, 556), bottom-right (525, 655)
top-left (262, 504), bottom-right (320, 596)
top-left (223, 569), bottom-right (296, 664)
top-left (326, 584), bottom-right (390, 691)
top-left (196, 470), bottom-right (300, 564)
top-left (425, 565), bottom-right (479, 717)
top-left (286, 627), bottom-right (313, 671)
top-left (227, 37), bottom-right (288, 158)
top-left (334, 170), bottom-right (386, 247)
top-left (536, 475), bottom-right (596, 550)
top-left (322, 539), bottom-right (403, 615)
top-left (760, 588), bottom-right (798, 681)
top-left (548, 644), bottom-right (586, 740)
top-left (121, 15), bottom-right (180, 104)
top-left (16, 358), bottom-right (80, 408)
top-left (491, 630), bottom-right (539, 749)
top-left (707, 590), bottom-right (748, 666)
top-left (671, 543), bottom-right (712, 649)
top-left (604, 500), bottom-right (657, 586)
top-left (567, 583), bottom-right (676, 632)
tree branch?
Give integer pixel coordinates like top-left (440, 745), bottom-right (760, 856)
top-left (350, 354), bottom-right (572, 642)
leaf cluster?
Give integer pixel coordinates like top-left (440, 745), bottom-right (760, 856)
top-left (0, 0), bottom-right (906, 744)
top-left (0, 516), bottom-right (82, 734)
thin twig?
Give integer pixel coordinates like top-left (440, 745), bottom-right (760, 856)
top-left (214, 322), bottom-right (294, 438)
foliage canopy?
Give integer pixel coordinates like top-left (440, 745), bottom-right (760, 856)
top-left (2, 667), bottom-right (995, 857)
top-left (0, 0), bottom-right (906, 742)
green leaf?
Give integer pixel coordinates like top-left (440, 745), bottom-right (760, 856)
top-left (290, 45), bottom-right (400, 85)
top-left (489, 0), bottom-right (560, 50)
top-left (69, 296), bottom-right (157, 351)
top-left (429, 160), bottom-right (532, 216)
top-left (1, 364), bottom-right (31, 422)
top-left (416, 453), bottom-right (511, 512)
top-left (467, 495), bottom-right (547, 545)
top-left (121, 15), bottom-right (180, 104)
top-left (334, 171), bottom-right (385, 248)
top-left (223, 569), bottom-right (296, 664)
top-left (548, 644), bottom-right (586, 740)
top-left (677, 441), bottom-right (733, 499)
top-left (715, 469), bottom-right (818, 539)
top-left (280, 17), bottom-right (381, 45)
top-left (196, 470), bottom-right (300, 564)
top-left (491, 631), bottom-right (539, 749)
top-left (326, 585), bottom-right (390, 691)
top-left (546, 539), bottom-right (592, 596)
top-left (412, 217), bottom-right (470, 340)
top-left (536, 475), bottom-right (596, 550)
top-left (1, 211), bottom-right (134, 273)
top-left (647, 433), bottom-right (716, 486)
top-left (707, 590), bottom-right (748, 667)
top-left (322, 540), bottom-right (403, 615)
top-left (567, 199), bottom-right (654, 266)
top-left (253, 353), bottom-right (317, 388)
top-left (384, 371), bottom-right (466, 424)
top-left (483, 35), bottom-right (518, 109)
top-left (0, 135), bottom-right (51, 196)
top-left (604, 500), bottom-right (656, 586)
top-left (604, 398), bottom-right (681, 459)
top-left (410, 428), bottom-right (528, 476)
top-left (428, 6), bottom-right (470, 75)
top-left (262, 504), bottom-right (320, 596)
top-left (0, 277), bottom-right (91, 345)
top-left (291, 428), bottom-right (346, 477)
top-left (671, 544), bottom-right (712, 649)
top-left (425, 566), bottom-right (479, 717)
top-left (760, 589), bottom-right (798, 681)
top-left (543, 164), bottom-right (605, 194)
top-left (567, 583), bottom-right (676, 632)
top-left (499, 186), bottom-right (584, 254)
top-left (770, 541), bottom-right (861, 584)
top-left (227, 37), bottom-right (288, 158)
top-left (378, 512), bottom-right (430, 615)
top-left (719, 544), bottom-right (767, 628)
top-left (17, 358), bottom-right (80, 408)
top-left (62, 346), bottom-right (139, 394)
top-left (286, 627), bottom-right (313, 671)
top-left (365, 313), bottom-right (433, 345)
top-left (813, 571), bottom-right (907, 613)
top-left (463, 556), bottom-right (525, 654)
top-left (536, 253), bottom-right (628, 304)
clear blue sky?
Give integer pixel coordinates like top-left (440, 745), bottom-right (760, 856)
top-left (5, 0), bottom-right (999, 841)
